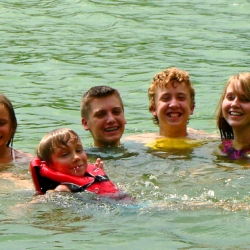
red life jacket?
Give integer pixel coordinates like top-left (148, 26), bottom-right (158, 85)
top-left (30, 157), bottom-right (126, 199)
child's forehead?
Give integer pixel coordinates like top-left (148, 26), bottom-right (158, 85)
top-left (156, 81), bottom-right (190, 93)
top-left (67, 136), bottom-right (82, 145)
top-left (0, 103), bottom-right (10, 117)
top-left (52, 135), bottom-right (82, 148)
top-left (0, 103), bottom-right (8, 110)
top-left (89, 95), bottom-right (123, 109)
top-left (227, 81), bottom-right (246, 94)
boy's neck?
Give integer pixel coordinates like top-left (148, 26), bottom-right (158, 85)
top-left (159, 124), bottom-right (188, 139)
top-left (94, 140), bottom-right (121, 148)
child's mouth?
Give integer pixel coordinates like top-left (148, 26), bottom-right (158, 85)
top-left (167, 112), bottom-right (182, 117)
top-left (72, 165), bottom-right (84, 170)
top-left (229, 111), bottom-right (243, 116)
top-left (104, 127), bottom-right (119, 132)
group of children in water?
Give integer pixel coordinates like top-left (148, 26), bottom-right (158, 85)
top-left (1, 67), bottom-right (250, 199)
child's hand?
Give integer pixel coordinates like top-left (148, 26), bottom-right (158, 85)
top-left (94, 158), bottom-right (104, 170)
top-left (54, 184), bottom-right (72, 192)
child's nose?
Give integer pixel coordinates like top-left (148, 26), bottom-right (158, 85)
top-left (169, 98), bottom-right (180, 108)
top-left (231, 97), bottom-right (240, 106)
top-left (73, 153), bottom-right (81, 161)
top-left (106, 113), bottom-right (116, 123)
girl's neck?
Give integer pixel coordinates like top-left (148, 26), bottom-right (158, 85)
top-left (0, 146), bottom-right (13, 163)
top-left (233, 129), bottom-right (250, 149)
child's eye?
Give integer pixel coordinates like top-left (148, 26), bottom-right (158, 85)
top-left (61, 153), bottom-right (68, 157)
top-left (161, 96), bottom-right (170, 101)
top-left (113, 109), bottom-right (122, 115)
top-left (76, 148), bottom-right (83, 153)
top-left (226, 94), bottom-right (234, 101)
top-left (178, 95), bottom-right (186, 100)
top-left (241, 97), bottom-right (250, 103)
top-left (95, 112), bottom-right (105, 118)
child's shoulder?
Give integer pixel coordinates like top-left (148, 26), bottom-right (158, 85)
top-left (187, 128), bottom-right (220, 140)
top-left (14, 149), bottom-right (33, 162)
top-left (123, 132), bottom-right (160, 144)
top-left (123, 128), bottom-right (220, 143)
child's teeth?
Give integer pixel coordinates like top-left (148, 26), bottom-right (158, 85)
top-left (230, 112), bottom-right (242, 116)
top-left (106, 127), bottom-right (118, 131)
top-left (168, 113), bottom-right (180, 117)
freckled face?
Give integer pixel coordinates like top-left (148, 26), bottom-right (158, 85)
top-left (152, 82), bottom-right (194, 132)
top-left (0, 104), bottom-right (12, 148)
top-left (82, 95), bottom-right (127, 147)
top-left (50, 140), bottom-right (88, 177)
top-left (222, 82), bottom-right (250, 130)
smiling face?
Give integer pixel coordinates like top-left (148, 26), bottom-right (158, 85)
top-left (222, 82), bottom-right (250, 132)
top-left (50, 139), bottom-right (88, 177)
top-left (82, 95), bottom-right (127, 147)
top-left (0, 104), bottom-right (12, 149)
top-left (151, 82), bottom-right (194, 137)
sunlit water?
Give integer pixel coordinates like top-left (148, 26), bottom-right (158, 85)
top-left (1, 0), bottom-right (250, 249)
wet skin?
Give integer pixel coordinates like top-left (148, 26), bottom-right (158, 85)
top-left (151, 82), bottom-right (194, 138)
top-left (50, 140), bottom-right (88, 177)
top-left (0, 104), bottom-right (12, 149)
top-left (222, 82), bottom-right (250, 144)
top-left (82, 95), bottom-right (127, 147)
top-left (0, 103), bottom-right (13, 162)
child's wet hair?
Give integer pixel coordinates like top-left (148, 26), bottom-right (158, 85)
top-left (36, 128), bottom-right (81, 162)
top-left (81, 85), bottom-right (124, 119)
top-left (148, 68), bottom-right (195, 125)
top-left (217, 73), bottom-right (250, 140)
top-left (0, 93), bottom-right (17, 147)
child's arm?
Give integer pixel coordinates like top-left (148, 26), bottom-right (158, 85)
top-left (94, 158), bottom-right (103, 169)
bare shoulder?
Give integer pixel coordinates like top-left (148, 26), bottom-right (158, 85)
top-left (187, 127), bottom-right (220, 140)
top-left (123, 133), bottom-right (160, 144)
top-left (14, 149), bottom-right (34, 162)
top-left (123, 128), bottom-right (219, 144)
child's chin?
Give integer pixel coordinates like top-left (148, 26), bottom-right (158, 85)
top-left (71, 171), bottom-right (85, 177)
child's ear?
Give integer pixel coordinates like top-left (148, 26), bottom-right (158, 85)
top-left (82, 118), bottom-right (90, 130)
top-left (150, 106), bottom-right (157, 117)
top-left (190, 105), bottom-right (195, 115)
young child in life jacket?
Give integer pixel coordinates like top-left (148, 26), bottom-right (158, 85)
top-left (30, 128), bottom-right (130, 200)
top-left (0, 93), bottom-right (33, 164)
top-left (217, 73), bottom-right (250, 159)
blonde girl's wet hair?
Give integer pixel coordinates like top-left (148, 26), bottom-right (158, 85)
top-left (0, 93), bottom-right (17, 147)
top-left (148, 68), bottom-right (195, 125)
top-left (217, 73), bottom-right (250, 140)
top-left (36, 128), bottom-right (81, 162)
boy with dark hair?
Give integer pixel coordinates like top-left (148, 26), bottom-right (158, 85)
top-left (81, 86), bottom-right (127, 147)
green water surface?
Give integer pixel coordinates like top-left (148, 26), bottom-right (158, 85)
top-left (1, 0), bottom-right (250, 249)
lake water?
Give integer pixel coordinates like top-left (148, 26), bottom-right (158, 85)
top-left (1, 0), bottom-right (250, 249)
